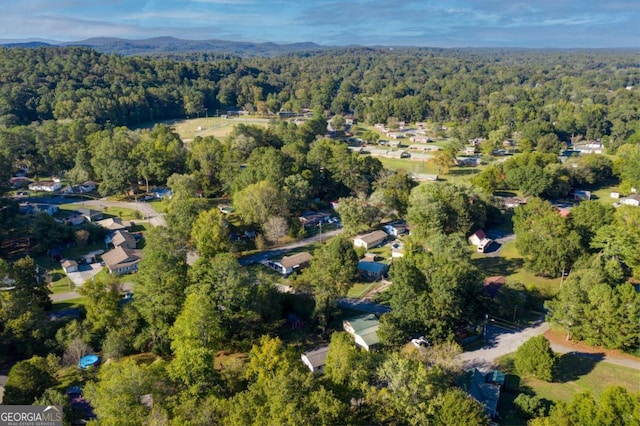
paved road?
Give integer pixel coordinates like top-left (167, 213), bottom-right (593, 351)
top-left (457, 322), bottom-right (640, 371)
top-left (458, 322), bottom-right (550, 370)
top-left (238, 228), bottom-right (344, 266)
top-left (187, 228), bottom-right (344, 266)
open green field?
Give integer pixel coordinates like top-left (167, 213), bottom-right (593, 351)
top-left (496, 353), bottom-right (640, 425)
top-left (498, 353), bottom-right (640, 403)
top-left (137, 116), bottom-right (271, 142)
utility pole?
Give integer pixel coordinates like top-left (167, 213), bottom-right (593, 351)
top-left (204, 107), bottom-right (208, 118)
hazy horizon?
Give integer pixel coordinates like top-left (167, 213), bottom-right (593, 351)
top-left (1, 1), bottom-right (638, 49)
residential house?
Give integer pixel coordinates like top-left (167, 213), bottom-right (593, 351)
top-left (357, 261), bottom-right (389, 281)
top-left (301, 345), bottom-right (330, 374)
top-left (20, 203), bottom-right (59, 216)
top-left (462, 369), bottom-right (504, 419)
top-left (77, 208), bottom-right (104, 223)
top-left (621, 194), bottom-right (640, 207)
top-left (81, 181), bottom-right (98, 192)
top-left (500, 197), bottom-right (524, 209)
top-left (28, 180), bottom-right (62, 192)
top-left (274, 252), bottom-right (312, 275)
top-left (353, 230), bottom-right (387, 250)
top-left (410, 173), bottom-right (438, 182)
top-left (343, 314), bottom-right (380, 351)
top-left (410, 135), bottom-right (432, 143)
top-left (101, 246), bottom-right (142, 275)
top-left (96, 217), bottom-right (129, 232)
top-left (383, 220), bottom-right (408, 237)
top-left (570, 189), bottom-right (591, 201)
top-left (62, 212), bottom-right (86, 226)
top-left (152, 187), bottom-right (172, 200)
top-left (61, 259), bottom-right (79, 274)
top-left (298, 211), bottom-right (330, 227)
top-left (469, 230), bottom-right (492, 253)
top-left (10, 177), bottom-right (31, 188)
top-left (456, 157), bottom-right (480, 166)
top-left (106, 230), bottom-right (137, 249)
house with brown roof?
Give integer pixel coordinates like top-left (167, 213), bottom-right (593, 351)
top-left (107, 230), bottom-right (137, 249)
top-left (96, 217), bottom-right (129, 232)
top-left (101, 246), bottom-right (142, 275)
top-left (274, 252), bottom-right (312, 275)
top-left (353, 230), bottom-right (387, 250)
top-left (469, 230), bottom-right (492, 253)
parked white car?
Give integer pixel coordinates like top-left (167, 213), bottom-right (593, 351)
top-left (411, 337), bottom-right (430, 348)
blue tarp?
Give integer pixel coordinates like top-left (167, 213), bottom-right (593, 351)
top-left (79, 354), bottom-right (100, 369)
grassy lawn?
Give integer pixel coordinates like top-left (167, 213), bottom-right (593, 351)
top-left (48, 276), bottom-right (76, 294)
top-left (498, 353), bottom-right (640, 403)
top-left (58, 203), bottom-right (142, 221)
top-left (52, 297), bottom-right (86, 311)
top-left (347, 282), bottom-right (378, 298)
top-left (136, 116), bottom-right (271, 141)
top-left (472, 240), bottom-right (561, 299)
top-left (591, 184), bottom-right (621, 206)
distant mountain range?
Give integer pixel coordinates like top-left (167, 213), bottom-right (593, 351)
top-left (0, 36), bottom-right (331, 57)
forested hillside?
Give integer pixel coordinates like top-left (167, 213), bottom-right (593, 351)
top-left (1, 47), bottom-right (638, 148)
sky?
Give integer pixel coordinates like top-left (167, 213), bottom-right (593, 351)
top-left (1, 0), bottom-right (638, 48)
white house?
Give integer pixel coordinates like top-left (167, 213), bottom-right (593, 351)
top-left (28, 180), bottom-right (62, 192)
top-left (622, 194), bottom-right (640, 207)
top-left (469, 229), bottom-right (493, 253)
top-left (273, 252), bottom-right (312, 275)
top-left (353, 230), bottom-right (387, 250)
top-left (301, 345), bottom-right (330, 374)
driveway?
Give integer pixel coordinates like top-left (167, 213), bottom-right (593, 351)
top-left (81, 198), bottom-right (166, 227)
top-left (482, 230), bottom-right (515, 257)
top-left (65, 263), bottom-right (104, 287)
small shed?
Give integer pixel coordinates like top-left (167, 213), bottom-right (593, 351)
top-left (301, 345), bottom-right (330, 374)
top-left (61, 259), bottom-right (79, 274)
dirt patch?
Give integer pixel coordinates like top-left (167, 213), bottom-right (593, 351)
top-left (544, 328), bottom-right (640, 363)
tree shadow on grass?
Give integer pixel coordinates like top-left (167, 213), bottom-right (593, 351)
top-left (554, 352), bottom-right (604, 383)
top-left (471, 256), bottom-right (524, 277)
